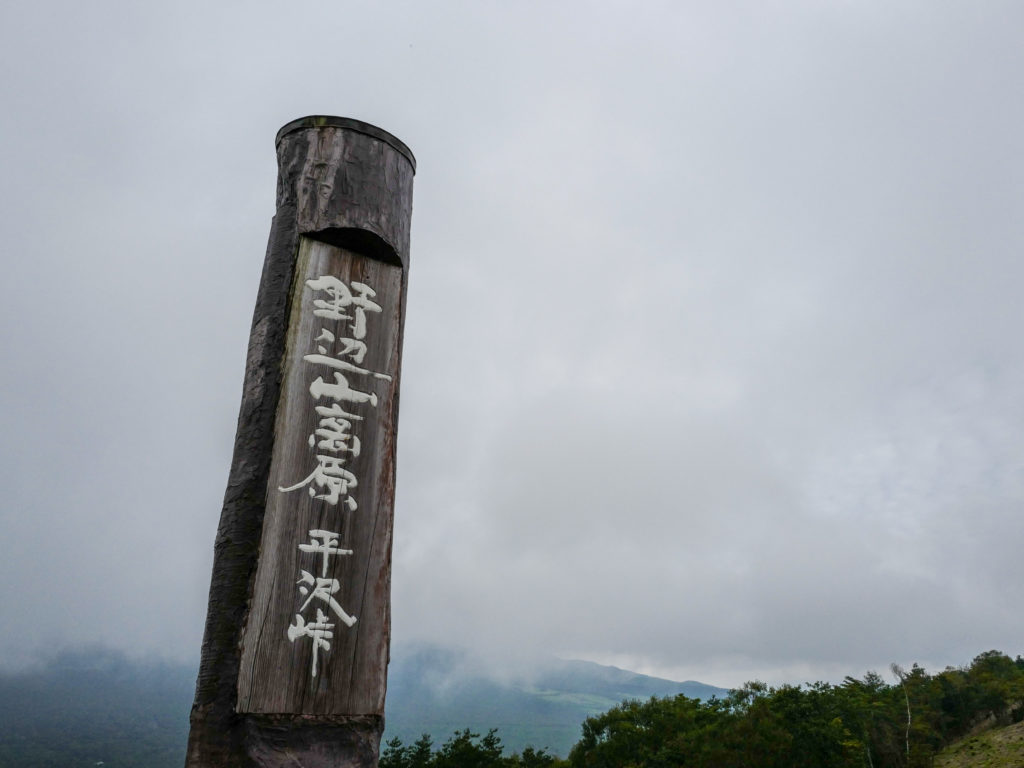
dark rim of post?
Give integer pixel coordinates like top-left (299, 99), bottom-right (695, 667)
top-left (276, 116), bottom-right (417, 173)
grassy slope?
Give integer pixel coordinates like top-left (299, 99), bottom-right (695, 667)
top-left (935, 721), bottom-right (1024, 768)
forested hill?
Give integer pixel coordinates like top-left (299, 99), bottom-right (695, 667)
top-left (384, 645), bottom-right (727, 755)
top-left (380, 650), bottom-right (1024, 768)
top-left (0, 645), bottom-right (725, 766)
top-left (6, 646), bottom-right (1019, 767)
top-left (557, 650), bottom-right (1024, 768)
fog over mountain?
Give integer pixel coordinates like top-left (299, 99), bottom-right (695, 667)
top-left (0, 646), bottom-right (727, 761)
top-left (1, 1), bottom-right (1023, 687)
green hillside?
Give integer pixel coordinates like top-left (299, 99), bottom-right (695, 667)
top-left (0, 646), bottom-right (724, 764)
top-left (4, 646), bottom-right (1019, 767)
top-left (383, 646), bottom-right (727, 756)
top-left (560, 651), bottom-right (1024, 768)
top-left (935, 720), bottom-right (1024, 768)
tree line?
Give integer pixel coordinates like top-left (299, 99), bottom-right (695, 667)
top-left (381, 650), bottom-right (1024, 768)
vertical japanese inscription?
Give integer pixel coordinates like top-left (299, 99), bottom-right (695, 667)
top-left (237, 236), bottom-right (403, 715)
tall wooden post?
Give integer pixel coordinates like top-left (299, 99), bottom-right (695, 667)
top-left (186, 116), bottom-right (415, 768)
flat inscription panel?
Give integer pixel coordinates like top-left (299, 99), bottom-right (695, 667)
top-left (237, 237), bottom-right (402, 714)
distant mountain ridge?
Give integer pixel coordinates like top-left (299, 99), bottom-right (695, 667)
top-left (0, 646), bottom-right (728, 764)
top-left (385, 644), bottom-right (729, 756)
top-left (0, 649), bottom-right (193, 768)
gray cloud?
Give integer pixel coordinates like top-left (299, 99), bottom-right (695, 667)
top-left (1, 1), bottom-right (1022, 687)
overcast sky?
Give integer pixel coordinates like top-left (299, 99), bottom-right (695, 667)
top-left (1, 1), bottom-right (1022, 689)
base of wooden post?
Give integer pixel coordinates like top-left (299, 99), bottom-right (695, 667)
top-left (186, 709), bottom-right (384, 768)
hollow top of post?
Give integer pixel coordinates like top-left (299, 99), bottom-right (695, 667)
top-left (276, 116), bottom-right (416, 173)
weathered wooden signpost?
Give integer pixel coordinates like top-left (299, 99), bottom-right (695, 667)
top-left (186, 116), bottom-right (415, 768)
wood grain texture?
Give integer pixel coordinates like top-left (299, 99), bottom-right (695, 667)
top-left (186, 117), bottom-right (413, 768)
top-left (237, 238), bottom-right (402, 714)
